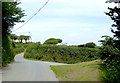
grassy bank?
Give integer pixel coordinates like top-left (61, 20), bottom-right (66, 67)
top-left (51, 60), bottom-right (102, 81)
top-left (24, 43), bottom-right (100, 64)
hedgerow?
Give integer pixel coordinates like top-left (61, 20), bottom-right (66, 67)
top-left (13, 42), bottom-right (28, 55)
top-left (2, 38), bottom-right (15, 66)
top-left (24, 43), bottom-right (100, 64)
top-left (2, 39), bottom-right (29, 66)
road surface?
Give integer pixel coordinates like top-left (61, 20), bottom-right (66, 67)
top-left (2, 53), bottom-right (68, 81)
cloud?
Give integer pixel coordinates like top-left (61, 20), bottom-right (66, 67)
top-left (12, 0), bottom-right (115, 46)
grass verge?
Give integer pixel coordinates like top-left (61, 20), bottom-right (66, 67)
top-left (51, 60), bottom-right (102, 81)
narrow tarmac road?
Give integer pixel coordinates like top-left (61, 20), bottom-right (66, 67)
top-left (2, 53), bottom-right (68, 81)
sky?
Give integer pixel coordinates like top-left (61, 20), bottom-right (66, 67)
top-left (12, 0), bottom-right (118, 45)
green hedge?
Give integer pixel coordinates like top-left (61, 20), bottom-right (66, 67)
top-left (13, 42), bottom-right (28, 55)
top-left (98, 36), bottom-right (120, 82)
top-left (24, 44), bottom-right (100, 64)
top-left (2, 37), bottom-right (15, 66)
top-left (13, 47), bottom-right (25, 55)
top-left (99, 45), bottom-right (120, 82)
top-left (2, 39), bottom-right (28, 66)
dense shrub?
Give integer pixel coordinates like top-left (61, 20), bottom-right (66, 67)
top-left (13, 42), bottom-right (28, 55)
top-left (78, 42), bottom-right (96, 48)
top-left (99, 46), bottom-right (120, 82)
top-left (24, 43), bottom-right (100, 64)
top-left (85, 42), bottom-right (96, 48)
top-left (99, 36), bottom-right (120, 82)
top-left (78, 44), bottom-right (85, 47)
top-left (2, 39), bottom-right (28, 66)
top-left (2, 37), bottom-right (15, 66)
top-left (12, 41), bottom-right (16, 48)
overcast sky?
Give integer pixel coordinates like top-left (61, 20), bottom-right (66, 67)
top-left (12, 0), bottom-right (117, 45)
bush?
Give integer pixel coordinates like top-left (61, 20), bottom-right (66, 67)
top-left (13, 42), bottom-right (29, 55)
top-left (85, 42), bottom-right (96, 48)
top-left (99, 46), bottom-right (120, 82)
top-left (12, 41), bottom-right (16, 48)
top-left (99, 36), bottom-right (120, 82)
top-left (78, 44), bottom-right (85, 47)
top-left (78, 42), bottom-right (96, 48)
top-left (2, 38), bottom-right (29, 66)
top-left (24, 43), bottom-right (100, 64)
top-left (2, 37), bottom-right (15, 66)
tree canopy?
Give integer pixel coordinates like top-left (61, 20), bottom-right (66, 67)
top-left (78, 42), bottom-right (96, 48)
top-left (98, 6), bottom-right (120, 82)
top-left (2, 2), bottom-right (25, 66)
top-left (19, 35), bottom-right (30, 43)
top-left (9, 34), bottom-right (30, 43)
top-left (2, 2), bottom-right (25, 36)
top-left (85, 42), bottom-right (96, 48)
top-left (105, 7), bottom-right (120, 49)
top-left (43, 38), bottom-right (62, 45)
top-left (9, 34), bottom-right (18, 40)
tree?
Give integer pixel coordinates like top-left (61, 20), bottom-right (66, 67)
top-left (2, 2), bottom-right (25, 36)
top-left (24, 36), bottom-right (30, 43)
top-left (85, 42), bottom-right (96, 48)
top-left (43, 38), bottom-right (62, 45)
top-left (78, 42), bottom-right (96, 48)
top-left (19, 35), bottom-right (24, 43)
top-left (9, 34), bottom-right (16, 40)
top-left (105, 7), bottom-right (120, 49)
top-left (18, 35), bottom-right (30, 43)
top-left (78, 44), bottom-right (85, 47)
top-left (2, 2), bottom-right (25, 66)
top-left (9, 34), bottom-right (18, 41)
top-left (98, 6), bottom-right (120, 82)
top-left (99, 36), bottom-right (118, 61)
top-left (99, 35), bottom-right (116, 47)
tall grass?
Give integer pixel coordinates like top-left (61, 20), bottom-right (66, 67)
top-left (24, 43), bottom-right (100, 64)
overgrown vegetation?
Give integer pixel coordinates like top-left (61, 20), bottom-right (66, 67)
top-left (2, 39), bottom-right (28, 66)
top-left (10, 34), bottom-right (30, 43)
top-left (24, 43), bottom-right (100, 64)
top-left (2, 2), bottom-right (25, 66)
top-left (2, 38), bottom-right (15, 66)
top-left (78, 42), bottom-right (96, 48)
top-left (99, 36), bottom-right (120, 82)
top-left (12, 42), bottom-right (28, 55)
top-left (99, 6), bottom-right (120, 82)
